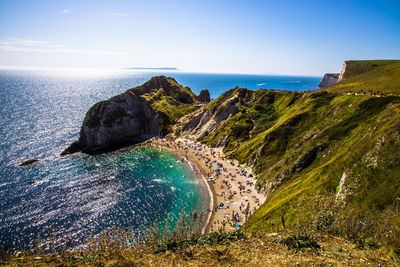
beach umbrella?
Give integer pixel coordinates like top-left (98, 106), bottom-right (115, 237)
top-left (219, 202), bottom-right (224, 207)
top-left (235, 222), bottom-right (241, 227)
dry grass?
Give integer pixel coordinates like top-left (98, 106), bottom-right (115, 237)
top-left (1, 234), bottom-right (393, 266)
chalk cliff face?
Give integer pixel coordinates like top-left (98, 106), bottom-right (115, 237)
top-left (180, 94), bottom-right (239, 140)
top-left (62, 76), bottom-right (200, 154)
top-left (318, 73), bottom-right (339, 87)
top-left (338, 61), bottom-right (349, 81)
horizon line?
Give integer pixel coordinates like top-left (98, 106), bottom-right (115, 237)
top-left (0, 65), bottom-right (323, 77)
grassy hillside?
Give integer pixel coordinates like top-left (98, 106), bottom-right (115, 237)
top-left (184, 70), bottom-right (400, 252)
top-left (130, 75), bottom-right (199, 122)
top-left (326, 60), bottom-right (400, 95)
top-left (338, 60), bottom-right (400, 80)
top-left (129, 75), bottom-right (200, 132)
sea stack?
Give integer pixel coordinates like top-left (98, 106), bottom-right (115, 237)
top-left (197, 89), bottom-right (211, 103)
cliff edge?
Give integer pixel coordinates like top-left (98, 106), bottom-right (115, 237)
top-left (318, 73), bottom-right (339, 87)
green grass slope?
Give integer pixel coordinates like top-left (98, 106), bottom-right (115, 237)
top-left (190, 71), bottom-right (400, 250)
top-left (130, 76), bottom-right (199, 121)
top-left (338, 60), bottom-right (400, 80)
top-left (326, 60), bottom-right (400, 95)
top-left (129, 75), bottom-right (200, 132)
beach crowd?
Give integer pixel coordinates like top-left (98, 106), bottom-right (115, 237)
top-left (146, 137), bottom-right (266, 232)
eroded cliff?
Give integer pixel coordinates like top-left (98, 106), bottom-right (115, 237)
top-left (318, 73), bottom-right (339, 87)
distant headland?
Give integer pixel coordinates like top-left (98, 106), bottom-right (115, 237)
top-left (125, 67), bottom-right (179, 70)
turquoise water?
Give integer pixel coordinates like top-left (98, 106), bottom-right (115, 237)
top-left (0, 70), bottom-right (320, 251)
top-left (0, 143), bottom-right (207, 251)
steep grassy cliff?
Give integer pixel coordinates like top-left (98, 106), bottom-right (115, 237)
top-left (327, 60), bottom-right (400, 95)
top-left (177, 65), bottom-right (400, 250)
top-left (338, 60), bottom-right (400, 80)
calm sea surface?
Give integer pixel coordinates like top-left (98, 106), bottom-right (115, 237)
top-left (0, 70), bottom-right (320, 250)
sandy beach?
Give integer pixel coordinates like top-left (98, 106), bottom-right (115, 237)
top-left (145, 137), bottom-right (266, 233)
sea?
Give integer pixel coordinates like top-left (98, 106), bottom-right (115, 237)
top-left (0, 69), bottom-right (320, 251)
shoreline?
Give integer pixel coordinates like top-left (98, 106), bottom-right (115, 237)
top-left (146, 143), bottom-right (214, 234)
top-left (146, 137), bottom-right (266, 233)
top-left (185, 158), bottom-right (214, 234)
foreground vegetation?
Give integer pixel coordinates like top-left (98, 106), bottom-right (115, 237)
top-left (0, 231), bottom-right (393, 266)
top-left (2, 201), bottom-right (395, 266)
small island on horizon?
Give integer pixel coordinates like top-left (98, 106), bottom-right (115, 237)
top-left (125, 67), bottom-right (179, 70)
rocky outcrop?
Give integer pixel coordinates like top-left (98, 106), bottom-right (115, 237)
top-left (197, 89), bottom-right (210, 103)
top-left (62, 76), bottom-right (203, 155)
top-left (319, 73), bottom-right (339, 87)
top-left (338, 61), bottom-right (349, 81)
top-left (336, 171), bottom-right (347, 201)
top-left (83, 93), bottom-right (160, 151)
top-left (20, 159), bottom-right (39, 166)
top-left (136, 76), bottom-right (196, 105)
top-left (63, 92), bottom-right (160, 154)
top-left (180, 95), bottom-right (240, 140)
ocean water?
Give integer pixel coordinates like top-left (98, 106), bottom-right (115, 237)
top-left (0, 70), bottom-right (320, 251)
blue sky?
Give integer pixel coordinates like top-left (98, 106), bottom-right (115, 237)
top-left (0, 0), bottom-right (399, 75)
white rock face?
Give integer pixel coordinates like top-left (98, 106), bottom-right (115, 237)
top-left (180, 95), bottom-right (240, 141)
top-left (319, 73), bottom-right (340, 87)
top-left (336, 171), bottom-right (347, 201)
top-left (338, 61), bottom-right (349, 81)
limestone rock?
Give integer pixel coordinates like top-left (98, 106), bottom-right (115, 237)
top-left (180, 95), bottom-right (240, 139)
top-left (319, 73), bottom-right (339, 87)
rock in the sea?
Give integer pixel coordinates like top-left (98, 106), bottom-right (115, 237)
top-left (20, 159), bottom-right (39, 166)
top-left (318, 73), bottom-right (339, 87)
top-left (61, 141), bottom-right (84, 156)
top-left (197, 89), bottom-right (210, 103)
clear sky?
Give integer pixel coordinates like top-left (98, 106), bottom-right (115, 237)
top-left (0, 0), bottom-right (399, 75)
